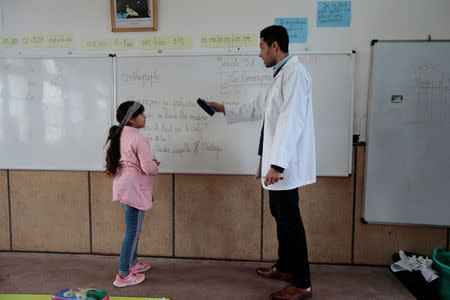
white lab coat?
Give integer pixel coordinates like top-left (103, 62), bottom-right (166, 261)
top-left (225, 56), bottom-right (316, 190)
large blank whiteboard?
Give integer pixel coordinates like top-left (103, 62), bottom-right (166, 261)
top-left (0, 57), bottom-right (113, 171)
top-left (116, 52), bottom-right (354, 175)
top-left (364, 41), bottom-right (450, 226)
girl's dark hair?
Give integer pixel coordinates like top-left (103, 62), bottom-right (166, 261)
top-left (260, 25), bottom-right (289, 54)
top-left (105, 101), bottom-right (145, 176)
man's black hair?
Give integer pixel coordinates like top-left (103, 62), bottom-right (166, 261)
top-left (260, 25), bottom-right (289, 53)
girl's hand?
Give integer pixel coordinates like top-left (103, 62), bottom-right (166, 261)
top-left (152, 158), bottom-right (160, 166)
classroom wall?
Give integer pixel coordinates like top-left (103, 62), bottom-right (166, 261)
top-left (1, 1), bottom-right (449, 263)
top-left (1, 147), bottom-right (448, 265)
top-left (2, 0), bottom-right (450, 140)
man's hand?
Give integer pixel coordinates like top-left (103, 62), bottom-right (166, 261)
top-left (264, 168), bottom-right (281, 186)
top-left (206, 101), bottom-right (225, 113)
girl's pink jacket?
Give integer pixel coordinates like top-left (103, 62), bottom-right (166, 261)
top-left (112, 126), bottom-right (159, 210)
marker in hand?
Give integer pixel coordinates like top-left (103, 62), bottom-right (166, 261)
top-left (197, 98), bottom-right (216, 116)
top-left (263, 172), bottom-right (284, 186)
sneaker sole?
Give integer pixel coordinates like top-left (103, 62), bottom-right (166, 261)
top-left (113, 277), bottom-right (145, 288)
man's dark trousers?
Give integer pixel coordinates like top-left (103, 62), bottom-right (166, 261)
top-left (269, 187), bottom-right (311, 288)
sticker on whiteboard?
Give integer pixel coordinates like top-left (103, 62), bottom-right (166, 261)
top-left (391, 94), bottom-right (404, 103)
top-left (386, 90), bottom-right (407, 105)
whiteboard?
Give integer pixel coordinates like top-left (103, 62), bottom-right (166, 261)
top-left (116, 52), bottom-right (354, 175)
top-left (364, 41), bottom-right (450, 226)
top-left (0, 57), bottom-right (113, 171)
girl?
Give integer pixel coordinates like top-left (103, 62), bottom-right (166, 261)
top-left (105, 101), bottom-right (160, 287)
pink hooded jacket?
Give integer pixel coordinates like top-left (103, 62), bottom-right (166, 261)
top-left (112, 126), bottom-right (159, 210)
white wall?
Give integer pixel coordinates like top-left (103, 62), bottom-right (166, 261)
top-left (2, 0), bottom-right (450, 141)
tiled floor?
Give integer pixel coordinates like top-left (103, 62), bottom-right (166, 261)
top-left (0, 252), bottom-right (414, 299)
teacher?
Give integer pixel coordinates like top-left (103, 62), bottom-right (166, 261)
top-left (207, 25), bottom-right (316, 300)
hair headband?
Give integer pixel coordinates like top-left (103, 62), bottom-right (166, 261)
top-left (105, 101), bottom-right (142, 147)
top-left (119, 101), bottom-right (142, 128)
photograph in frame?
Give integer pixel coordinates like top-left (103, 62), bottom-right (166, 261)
top-left (110, 0), bottom-right (157, 32)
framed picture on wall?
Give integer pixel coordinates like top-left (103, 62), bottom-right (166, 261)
top-left (110, 0), bottom-right (157, 32)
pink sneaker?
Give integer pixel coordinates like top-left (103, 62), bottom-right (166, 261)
top-left (113, 272), bottom-right (145, 287)
top-left (130, 262), bottom-right (151, 273)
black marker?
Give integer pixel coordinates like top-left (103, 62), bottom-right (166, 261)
top-left (197, 98), bottom-right (216, 116)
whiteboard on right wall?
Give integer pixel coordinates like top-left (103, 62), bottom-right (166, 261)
top-left (364, 40), bottom-right (450, 226)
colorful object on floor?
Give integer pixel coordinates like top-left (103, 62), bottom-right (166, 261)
top-left (52, 288), bottom-right (109, 300)
top-left (0, 295), bottom-right (170, 300)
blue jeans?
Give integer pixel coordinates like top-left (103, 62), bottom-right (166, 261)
top-left (118, 204), bottom-right (145, 276)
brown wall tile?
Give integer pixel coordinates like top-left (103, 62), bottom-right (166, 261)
top-left (354, 146), bottom-right (447, 265)
top-left (90, 171), bottom-right (119, 254)
top-left (174, 175), bottom-right (261, 260)
top-left (10, 170), bottom-right (90, 252)
top-left (262, 189), bottom-right (276, 261)
top-left (0, 170), bottom-right (10, 250)
top-left (91, 172), bottom-right (173, 257)
top-left (263, 170), bottom-right (354, 264)
top-left (141, 174), bottom-right (173, 256)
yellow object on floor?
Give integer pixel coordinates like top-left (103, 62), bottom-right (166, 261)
top-left (0, 295), bottom-right (170, 300)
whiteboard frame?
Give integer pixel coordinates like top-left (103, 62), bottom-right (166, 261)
top-left (114, 50), bottom-right (355, 57)
top-left (363, 39), bottom-right (450, 227)
top-left (114, 50), bottom-right (355, 176)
